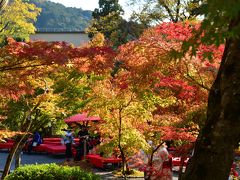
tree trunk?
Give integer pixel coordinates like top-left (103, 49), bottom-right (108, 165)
top-left (117, 109), bottom-right (127, 179)
top-left (118, 144), bottom-right (126, 179)
top-left (15, 138), bottom-right (28, 169)
top-left (2, 136), bottom-right (23, 179)
top-left (14, 148), bottom-right (21, 169)
top-left (183, 38), bottom-right (240, 179)
top-left (2, 98), bottom-right (39, 179)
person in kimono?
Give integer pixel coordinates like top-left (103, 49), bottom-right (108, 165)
top-left (128, 141), bottom-right (172, 180)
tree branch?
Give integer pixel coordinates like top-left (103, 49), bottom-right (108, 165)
top-left (158, 0), bottom-right (175, 22)
top-left (184, 61), bottom-right (210, 91)
top-left (0, 21), bottom-right (9, 32)
top-left (0, 62), bottom-right (54, 72)
top-left (175, 0), bottom-right (181, 22)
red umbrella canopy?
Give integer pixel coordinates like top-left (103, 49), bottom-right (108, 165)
top-left (64, 112), bottom-right (101, 124)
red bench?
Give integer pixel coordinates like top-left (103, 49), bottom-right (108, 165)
top-left (172, 157), bottom-right (189, 166)
top-left (43, 138), bottom-right (61, 141)
top-left (86, 154), bottom-right (122, 168)
top-left (45, 145), bottom-right (66, 154)
top-left (45, 145), bottom-right (77, 155)
top-left (42, 141), bottom-right (62, 145)
top-left (0, 138), bottom-right (77, 155)
top-left (0, 142), bottom-right (14, 150)
top-left (32, 144), bottom-right (49, 152)
top-left (43, 138), bottom-right (79, 142)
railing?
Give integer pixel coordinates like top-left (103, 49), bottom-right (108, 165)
top-left (36, 28), bottom-right (85, 32)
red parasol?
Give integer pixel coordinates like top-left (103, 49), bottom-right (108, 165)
top-left (64, 112), bottom-right (101, 124)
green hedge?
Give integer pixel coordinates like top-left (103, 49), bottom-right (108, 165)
top-left (5, 163), bottom-right (101, 180)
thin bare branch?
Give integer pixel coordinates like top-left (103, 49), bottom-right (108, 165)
top-left (184, 61), bottom-right (210, 91)
top-left (158, 0), bottom-right (175, 22)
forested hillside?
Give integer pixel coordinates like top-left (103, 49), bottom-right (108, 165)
top-left (28, 0), bottom-right (92, 31)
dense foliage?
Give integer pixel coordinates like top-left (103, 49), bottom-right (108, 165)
top-left (116, 22), bottom-right (223, 126)
top-left (0, 0), bottom-right (40, 43)
top-left (5, 163), bottom-right (100, 180)
top-left (129, 0), bottom-right (205, 25)
top-left (88, 0), bottom-right (146, 47)
top-left (0, 36), bottom-right (116, 178)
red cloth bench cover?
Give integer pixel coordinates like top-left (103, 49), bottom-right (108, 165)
top-left (45, 145), bottom-right (66, 154)
top-left (172, 157), bottom-right (189, 166)
top-left (42, 141), bottom-right (62, 145)
top-left (0, 142), bottom-right (14, 149)
top-left (43, 138), bottom-right (79, 142)
top-left (43, 138), bottom-right (61, 141)
top-left (32, 144), bottom-right (49, 152)
top-left (45, 145), bottom-right (76, 155)
top-left (86, 154), bottom-right (122, 168)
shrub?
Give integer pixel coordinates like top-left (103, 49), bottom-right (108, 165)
top-left (5, 163), bottom-right (101, 180)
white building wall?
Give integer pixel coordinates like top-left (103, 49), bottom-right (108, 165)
top-left (30, 32), bottom-right (90, 47)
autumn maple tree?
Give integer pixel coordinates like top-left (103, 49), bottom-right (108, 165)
top-left (0, 40), bottom-right (68, 178)
top-left (83, 78), bottom-right (151, 176)
top-left (109, 21), bottom-right (223, 178)
top-left (69, 22), bottom-right (212, 178)
top-left (0, 2), bottom-right (42, 176)
top-left (58, 21), bottom-right (225, 179)
top-left (0, 36), bottom-right (117, 179)
top-left (0, 0), bottom-right (41, 44)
